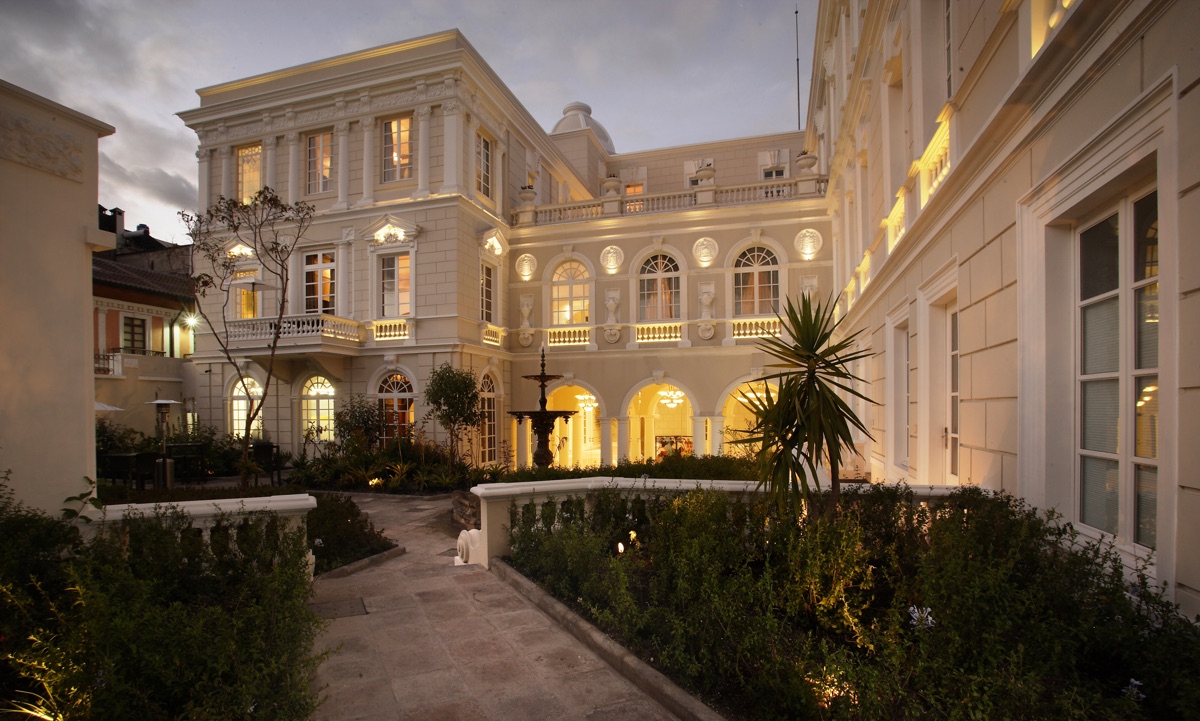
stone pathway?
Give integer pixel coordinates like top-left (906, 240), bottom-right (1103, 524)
top-left (309, 493), bottom-right (680, 721)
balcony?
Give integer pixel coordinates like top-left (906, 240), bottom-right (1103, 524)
top-left (511, 176), bottom-right (828, 228)
top-left (728, 317), bottom-right (782, 340)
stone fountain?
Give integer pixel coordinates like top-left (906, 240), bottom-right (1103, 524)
top-left (509, 348), bottom-right (576, 468)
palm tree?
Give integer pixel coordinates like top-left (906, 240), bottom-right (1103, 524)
top-left (736, 294), bottom-right (873, 518)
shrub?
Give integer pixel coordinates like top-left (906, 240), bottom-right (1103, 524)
top-left (307, 493), bottom-right (396, 575)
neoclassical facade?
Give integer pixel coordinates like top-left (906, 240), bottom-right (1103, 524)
top-left (178, 31), bottom-right (832, 470)
top-left (807, 0), bottom-right (1198, 615)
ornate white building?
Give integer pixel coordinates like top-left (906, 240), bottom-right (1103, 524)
top-left (177, 31), bottom-right (831, 470)
top-left (808, 0), bottom-right (1198, 615)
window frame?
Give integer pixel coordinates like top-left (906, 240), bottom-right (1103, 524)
top-left (479, 374), bottom-right (497, 464)
top-left (638, 254), bottom-right (681, 322)
top-left (306, 130), bottom-right (335, 195)
top-left (551, 260), bottom-right (591, 326)
top-left (378, 373), bottom-right (416, 444)
top-left (236, 143), bottom-right (262, 204)
top-left (381, 117), bottom-right (413, 184)
top-left (303, 250), bottom-right (336, 316)
top-left (301, 375), bottom-right (336, 443)
top-left (475, 132), bottom-right (493, 199)
top-left (230, 377), bottom-right (264, 440)
top-left (732, 246), bottom-right (780, 317)
top-left (480, 261), bottom-right (495, 324)
top-left (377, 251), bottom-right (412, 319)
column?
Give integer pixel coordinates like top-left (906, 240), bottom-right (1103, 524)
top-left (218, 146), bottom-right (232, 200)
top-left (599, 416), bottom-right (613, 466)
top-left (96, 308), bottom-right (108, 354)
top-left (495, 137), bottom-right (506, 210)
top-left (465, 114), bottom-right (478, 199)
top-left (710, 415), bottom-right (726, 456)
top-left (413, 106), bottom-right (431, 199)
top-left (285, 133), bottom-right (299, 205)
top-left (333, 121), bottom-right (350, 210)
top-left (263, 136), bottom-right (277, 191)
top-left (195, 149), bottom-right (210, 209)
top-left (359, 117), bottom-right (375, 206)
top-left (439, 100), bottom-right (461, 195)
top-left (616, 417), bottom-right (629, 462)
top-left (571, 415), bottom-right (583, 467)
top-left (515, 419), bottom-right (529, 469)
top-left (692, 415), bottom-right (708, 457)
top-left (336, 235), bottom-right (352, 319)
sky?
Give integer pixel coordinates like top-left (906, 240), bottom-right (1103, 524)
top-left (1, 0), bottom-right (818, 245)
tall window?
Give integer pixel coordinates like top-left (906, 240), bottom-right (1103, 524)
top-left (480, 263), bottom-right (494, 324)
top-left (236, 144), bottom-right (262, 204)
top-left (304, 252), bottom-right (336, 315)
top-left (733, 247), bottom-right (779, 316)
top-left (480, 374), bottom-right (497, 464)
top-left (947, 307), bottom-right (960, 481)
top-left (122, 316), bottom-right (146, 353)
top-left (306, 131), bottom-right (334, 194)
top-left (1077, 190), bottom-right (1158, 547)
top-left (230, 377), bottom-right (264, 439)
top-left (551, 261), bottom-right (590, 325)
top-left (378, 373), bottom-right (415, 444)
top-left (944, 0), bottom-right (954, 99)
top-left (302, 376), bottom-right (335, 443)
top-left (475, 133), bottom-right (492, 199)
top-left (381, 118), bottom-right (413, 183)
top-left (235, 288), bottom-right (259, 320)
top-left (379, 253), bottom-right (411, 317)
top-left (639, 254), bottom-right (680, 321)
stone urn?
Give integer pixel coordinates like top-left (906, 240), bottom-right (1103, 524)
top-left (694, 165), bottom-right (716, 182)
top-left (602, 176), bottom-right (622, 196)
top-left (518, 186), bottom-right (537, 204)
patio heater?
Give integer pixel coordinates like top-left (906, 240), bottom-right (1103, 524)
top-left (145, 399), bottom-right (181, 488)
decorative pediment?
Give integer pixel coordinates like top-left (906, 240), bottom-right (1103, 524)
top-left (480, 228), bottom-right (509, 258)
top-left (363, 214), bottom-right (420, 248)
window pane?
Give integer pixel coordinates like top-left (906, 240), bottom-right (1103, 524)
top-left (1136, 282), bottom-right (1159, 369)
top-left (1081, 297), bottom-right (1118, 374)
top-left (1134, 191), bottom-right (1158, 282)
top-left (1079, 213), bottom-right (1119, 300)
top-left (1080, 455), bottom-right (1118, 535)
top-left (1080, 379), bottom-right (1118, 453)
top-left (1135, 376), bottom-right (1158, 459)
top-left (1135, 464), bottom-right (1157, 548)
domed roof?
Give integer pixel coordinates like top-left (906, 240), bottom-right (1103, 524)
top-left (550, 101), bottom-right (615, 154)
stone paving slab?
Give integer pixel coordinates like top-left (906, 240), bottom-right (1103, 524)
top-left (310, 493), bottom-right (683, 721)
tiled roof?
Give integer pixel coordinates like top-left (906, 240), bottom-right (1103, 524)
top-left (92, 257), bottom-right (195, 301)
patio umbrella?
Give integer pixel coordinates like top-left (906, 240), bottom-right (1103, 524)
top-left (95, 401), bottom-right (124, 412)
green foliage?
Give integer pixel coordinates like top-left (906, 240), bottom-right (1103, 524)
top-left (306, 493), bottom-right (396, 575)
top-left (2, 497), bottom-right (325, 719)
top-left (509, 485), bottom-right (1200, 721)
top-left (422, 363), bottom-right (483, 463)
top-left (735, 294), bottom-right (873, 516)
top-left (333, 394), bottom-right (384, 453)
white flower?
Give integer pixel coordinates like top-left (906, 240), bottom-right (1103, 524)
top-left (908, 605), bottom-right (935, 629)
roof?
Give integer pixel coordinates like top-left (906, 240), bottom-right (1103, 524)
top-left (92, 257), bottom-right (194, 301)
top-left (550, 101), bottom-right (615, 154)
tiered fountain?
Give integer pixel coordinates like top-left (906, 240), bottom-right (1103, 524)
top-left (509, 349), bottom-right (576, 468)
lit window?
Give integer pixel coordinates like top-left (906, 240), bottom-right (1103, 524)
top-left (230, 377), bottom-right (264, 439)
top-left (306, 131), bottom-right (334, 194)
top-left (476, 133), bottom-right (492, 199)
top-left (378, 373), bottom-right (415, 444)
top-left (236, 144), bottom-right (262, 204)
top-left (379, 254), bottom-right (410, 318)
top-left (304, 252), bottom-right (336, 316)
top-left (301, 376), bottom-right (335, 443)
top-left (480, 374), bottom-right (497, 464)
top-left (381, 118), bottom-right (413, 183)
top-left (639, 254), bottom-right (680, 321)
top-left (480, 263), bottom-right (494, 324)
top-left (624, 183), bottom-right (643, 196)
top-left (1077, 190), bottom-right (1158, 547)
top-left (551, 261), bottom-right (590, 325)
top-left (733, 247), bottom-right (779, 316)
top-left (235, 288), bottom-right (259, 320)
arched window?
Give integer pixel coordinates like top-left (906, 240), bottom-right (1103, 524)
top-left (301, 376), bottom-right (335, 442)
top-left (230, 377), bottom-right (264, 439)
top-left (378, 373), bottom-right (416, 444)
top-left (551, 260), bottom-right (590, 325)
top-left (480, 374), bottom-right (497, 464)
top-left (733, 246), bottom-right (779, 316)
top-left (639, 254), bottom-right (680, 320)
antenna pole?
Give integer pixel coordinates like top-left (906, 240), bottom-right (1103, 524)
top-left (795, 5), bottom-right (802, 131)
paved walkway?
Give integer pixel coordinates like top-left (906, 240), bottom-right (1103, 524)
top-left (309, 493), bottom-right (680, 721)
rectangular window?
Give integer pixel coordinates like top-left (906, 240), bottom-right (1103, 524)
top-left (378, 254), bottom-right (410, 318)
top-left (638, 277), bottom-right (679, 321)
top-left (236, 144), bottom-right (262, 204)
top-left (624, 183), bottom-right (643, 196)
top-left (306, 131), bottom-right (334, 194)
top-left (480, 263), bottom-right (494, 324)
top-left (1077, 190), bottom-right (1158, 547)
top-left (763, 167), bottom-right (785, 180)
top-left (122, 317), bottom-right (146, 353)
top-left (381, 118), bottom-right (413, 183)
top-left (304, 252), bottom-right (336, 316)
top-left (475, 133), bottom-right (492, 198)
top-left (235, 288), bottom-right (259, 320)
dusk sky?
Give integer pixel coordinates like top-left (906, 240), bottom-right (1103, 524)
top-left (1, 0), bottom-right (818, 245)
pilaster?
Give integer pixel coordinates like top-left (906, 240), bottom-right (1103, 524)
top-left (359, 117), bottom-right (375, 206)
top-left (439, 100), bottom-right (461, 195)
top-left (414, 106), bottom-right (431, 199)
top-left (332, 121), bottom-right (351, 210)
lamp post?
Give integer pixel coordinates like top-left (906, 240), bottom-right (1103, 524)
top-left (145, 399), bottom-right (181, 488)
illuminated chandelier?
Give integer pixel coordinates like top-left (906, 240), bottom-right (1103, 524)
top-left (658, 389), bottom-right (685, 408)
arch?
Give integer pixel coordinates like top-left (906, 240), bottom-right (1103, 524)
top-left (545, 379), bottom-right (608, 468)
top-left (299, 374), bottom-right (336, 443)
top-left (722, 233), bottom-right (788, 268)
top-left (539, 251), bottom-right (597, 282)
top-left (548, 258), bottom-right (592, 326)
top-left (479, 372), bottom-right (499, 464)
top-left (637, 253), bottom-right (682, 321)
top-left (732, 245), bottom-right (781, 317)
top-left (377, 371), bottom-right (417, 444)
top-left (227, 374), bottom-right (265, 439)
top-left (620, 376), bottom-right (701, 461)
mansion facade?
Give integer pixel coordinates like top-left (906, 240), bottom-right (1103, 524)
top-left (180, 0), bottom-right (1199, 615)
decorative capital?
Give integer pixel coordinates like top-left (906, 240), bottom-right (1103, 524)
top-left (262, 135), bottom-right (277, 148)
top-left (415, 105), bottom-right (432, 120)
top-left (334, 121), bottom-right (351, 135)
top-left (361, 116), bottom-right (375, 129)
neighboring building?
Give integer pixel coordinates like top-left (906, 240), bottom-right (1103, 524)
top-left (177, 30), bottom-right (831, 468)
top-left (0, 80), bottom-right (114, 514)
top-left (807, 0), bottom-right (1197, 615)
top-left (93, 206), bottom-right (196, 437)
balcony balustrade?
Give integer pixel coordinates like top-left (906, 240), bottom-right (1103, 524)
top-left (634, 322), bottom-right (683, 343)
top-left (228, 313), bottom-right (362, 344)
top-left (373, 318), bottom-right (413, 342)
top-left (547, 326), bottom-right (590, 346)
top-left (481, 324), bottom-right (505, 346)
top-left (729, 317), bottom-right (781, 339)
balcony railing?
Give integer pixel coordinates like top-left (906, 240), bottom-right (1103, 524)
top-left (729, 317), bottom-right (781, 339)
top-left (228, 314), bottom-right (362, 343)
top-left (373, 318), bottom-right (412, 341)
top-left (481, 324), bottom-right (505, 346)
top-left (94, 352), bottom-right (122, 376)
top-left (635, 323), bottom-right (683, 343)
top-left (512, 176), bottom-right (827, 227)
top-left (547, 326), bottom-right (591, 346)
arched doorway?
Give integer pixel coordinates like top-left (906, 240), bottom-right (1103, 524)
top-left (626, 383), bottom-right (693, 461)
top-left (720, 380), bottom-right (776, 457)
top-left (546, 384), bottom-right (602, 468)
